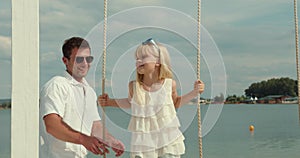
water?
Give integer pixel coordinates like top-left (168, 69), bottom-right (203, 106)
top-left (1, 104), bottom-right (300, 158)
top-left (0, 109), bottom-right (10, 158)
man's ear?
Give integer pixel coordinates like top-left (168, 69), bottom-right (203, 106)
top-left (62, 57), bottom-right (68, 65)
top-left (155, 63), bottom-right (160, 67)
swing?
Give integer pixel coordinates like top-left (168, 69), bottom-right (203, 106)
top-left (100, 0), bottom-right (204, 158)
top-left (293, 0), bottom-right (300, 124)
top-left (101, 0), bottom-right (108, 158)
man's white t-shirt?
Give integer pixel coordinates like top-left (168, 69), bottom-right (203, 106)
top-left (39, 72), bottom-right (101, 158)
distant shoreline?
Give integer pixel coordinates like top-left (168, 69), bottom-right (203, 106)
top-left (0, 107), bottom-right (10, 111)
top-left (0, 99), bottom-right (11, 110)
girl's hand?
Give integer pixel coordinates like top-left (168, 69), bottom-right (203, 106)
top-left (98, 93), bottom-right (109, 107)
top-left (194, 80), bottom-right (205, 94)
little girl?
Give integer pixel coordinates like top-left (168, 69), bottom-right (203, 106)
top-left (99, 38), bottom-right (204, 158)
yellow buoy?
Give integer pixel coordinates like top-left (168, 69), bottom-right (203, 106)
top-left (249, 125), bottom-right (255, 132)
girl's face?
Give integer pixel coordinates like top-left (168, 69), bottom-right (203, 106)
top-left (136, 54), bottom-right (159, 75)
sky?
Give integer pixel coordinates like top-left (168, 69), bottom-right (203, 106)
top-left (0, 0), bottom-right (299, 99)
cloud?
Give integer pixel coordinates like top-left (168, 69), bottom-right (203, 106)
top-left (0, 36), bottom-right (11, 60)
top-left (109, 0), bottom-right (163, 12)
top-left (40, 51), bottom-right (60, 63)
top-left (0, 9), bottom-right (11, 24)
top-left (203, 0), bottom-right (295, 52)
top-left (203, 0), bottom-right (290, 24)
top-left (39, 0), bottom-right (102, 43)
top-left (40, 52), bottom-right (64, 85)
top-left (200, 1), bottom-right (297, 96)
top-left (225, 57), bottom-right (297, 95)
top-left (2, 0), bottom-right (297, 98)
top-left (0, 55), bottom-right (11, 99)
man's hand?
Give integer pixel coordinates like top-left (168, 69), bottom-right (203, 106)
top-left (91, 121), bottom-right (125, 157)
top-left (93, 137), bottom-right (125, 157)
top-left (111, 139), bottom-right (125, 157)
top-left (79, 134), bottom-right (109, 155)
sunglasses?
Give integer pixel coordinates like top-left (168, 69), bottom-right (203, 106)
top-left (75, 56), bottom-right (94, 64)
top-left (142, 38), bottom-right (161, 59)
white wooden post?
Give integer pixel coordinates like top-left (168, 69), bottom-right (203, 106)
top-left (11, 0), bottom-right (39, 158)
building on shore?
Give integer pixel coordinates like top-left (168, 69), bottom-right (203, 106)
top-left (257, 95), bottom-right (290, 104)
top-left (282, 97), bottom-right (298, 104)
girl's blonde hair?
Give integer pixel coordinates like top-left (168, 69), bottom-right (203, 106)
top-left (135, 41), bottom-right (173, 84)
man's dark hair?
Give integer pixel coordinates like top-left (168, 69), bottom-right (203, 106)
top-left (62, 37), bottom-right (90, 59)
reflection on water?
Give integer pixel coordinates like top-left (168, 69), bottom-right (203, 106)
top-left (251, 137), bottom-right (299, 150)
top-left (0, 110), bottom-right (10, 158)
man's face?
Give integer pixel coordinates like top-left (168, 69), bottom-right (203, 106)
top-left (64, 47), bottom-right (92, 82)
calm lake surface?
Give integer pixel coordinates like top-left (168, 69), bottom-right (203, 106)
top-left (1, 104), bottom-right (300, 158)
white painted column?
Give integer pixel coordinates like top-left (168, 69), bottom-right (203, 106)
top-left (11, 0), bottom-right (39, 158)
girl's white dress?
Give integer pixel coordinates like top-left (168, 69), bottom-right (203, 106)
top-left (128, 78), bottom-right (185, 158)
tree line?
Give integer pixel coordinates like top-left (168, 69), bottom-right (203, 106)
top-left (244, 77), bottom-right (297, 98)
top-left (0, 102), bottom-right (11, 109)
top-left (223, 77), bottom-right (297, 104)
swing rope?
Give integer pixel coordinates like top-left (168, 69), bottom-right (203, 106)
top-left (102, 0), bottom-right (107, 157)
top-left (197, 0), bottom-right (203, 157)
top-left (293, 0), bottom-right (300, 124)
top-left (101, 1), bottom-right (204, 157)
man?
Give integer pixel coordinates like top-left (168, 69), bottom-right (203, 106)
top-left (39, 37), bottom-right (124, 158)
